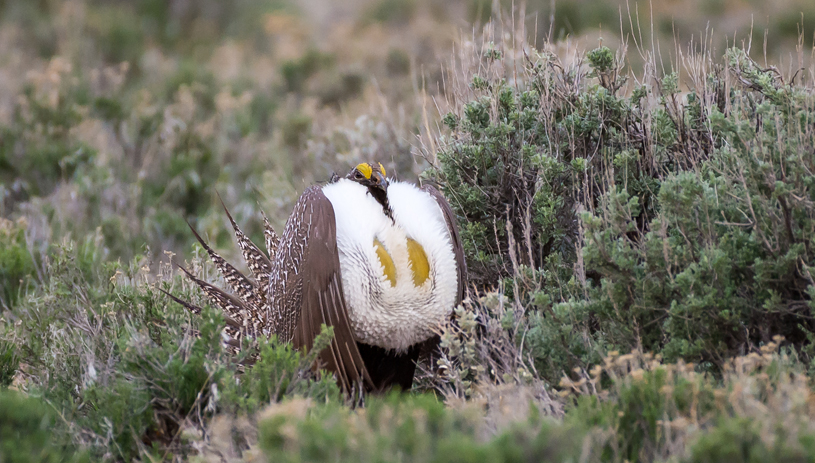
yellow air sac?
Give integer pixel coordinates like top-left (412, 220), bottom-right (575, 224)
top-left (406, 238), bottom-right (430, 286)
top-left (374, 239), bottom-right (397, 287)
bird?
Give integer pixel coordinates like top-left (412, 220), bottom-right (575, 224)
top-left (164, 162), bottom-right (466, 393)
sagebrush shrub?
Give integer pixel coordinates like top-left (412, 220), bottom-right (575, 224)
top-left (429, 45), bottom-right (681, 288)
top-left (428, 39), bottom-right (815, 378)
top-left (569, 48), bottom-right (815, 367)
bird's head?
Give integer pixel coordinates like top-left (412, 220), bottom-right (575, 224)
top-left (347, 162), bottom-right (392, 219)
top-left (348, 162), bottom-right (388, 191)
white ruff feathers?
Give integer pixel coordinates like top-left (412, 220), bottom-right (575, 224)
top-left (321, 179), bottom-right (458, 351)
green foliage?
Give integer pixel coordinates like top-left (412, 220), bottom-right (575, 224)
top-left (0, 60), bottom-right (93, 202)
top-left (0, 390), bottom-right (88, 463)
top-left (3, 242), bottom-right (195, 458)
top-left (549, 0), bottom-right (617, 39)
top-left (280, 50), bottom-right (365, 108)
top-left (587, 46), bottom-right (614, 73)
top-left (775, 6), bottom-right (815, 47)
top-left (220, 329), bottom-right (342, 412)
top-left (386, 48), bottom-right (411, 75)
top-left (383, 344), bottom-right (815, 463)
top-left (81, 0), bottom-right (294, 64)
top-left (281, 50), bottom-right (335, 94)
top-left (0, 1), bottom-right (317, 266)
top-left (1, 237), bottom-right (341, 459)
top-left (567, 362), bottom-right (713, 460)
top-left (0, 340), bottom-right (19, 388)
top-left (430, 45), bottom-right (664, 288)
top-left (259, 394), bottom-right (580, 463)
top-left (430, 43), bottom-right (670, 378)
top-left (0, 219), bottom-right (37, 309)
top-left (686, 418), bottom-right (797, 463)
top-left (282, 113), bottom-right (313, 148)
top-left (262, 352), bottom-right (815, 463)
top-left (86, 4), bottom-right (147, 63)
top-left (431, 40), bottom-right (815, 381)
top-left (556, 344), bottom-right (815, 462)
top-left (568, 50), bottom-right (815, 366)
top-left (363, 0), bottom-right (417, 25)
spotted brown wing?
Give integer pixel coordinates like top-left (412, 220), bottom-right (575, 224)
top-left (283, 186), bottom-right (373, 392)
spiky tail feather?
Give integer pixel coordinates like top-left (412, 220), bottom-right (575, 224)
top-left (157, 287), bottom-right (243, 354)
top-left (260, 209), bottom-right (280, 260)
top-left (217, 193), bottom-right (273, 295)
top-left (187, 222), bottom-right (262, 313)
top-left (162, 202), bottom-right (278, 363)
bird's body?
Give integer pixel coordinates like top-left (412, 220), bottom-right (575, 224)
top-left (324, 179), bottom-right (459, 351)
top-left (167, 163), bottom-right (465, 394)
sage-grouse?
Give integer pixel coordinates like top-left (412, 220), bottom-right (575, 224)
top-left (166, 163), bottom-right (466, 393)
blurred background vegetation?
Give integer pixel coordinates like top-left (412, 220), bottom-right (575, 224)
top-left (2, 0), bottom-right (815, 461)
top-left (0, 0), bottom-right (812, 274)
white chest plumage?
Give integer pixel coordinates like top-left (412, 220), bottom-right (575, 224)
top-left (321, 179), bottom-right (459, 351)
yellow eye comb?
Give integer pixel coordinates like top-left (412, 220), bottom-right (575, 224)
top-left (356, 163), bottom-right (373, 179)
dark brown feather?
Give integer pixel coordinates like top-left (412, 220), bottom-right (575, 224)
top-left (285, 187), bottom-right (373, 392)
top-left (421, 184), bottom-right (467, 306)
top-left (417, 185), bottom-right (468, 378)
top-left (158, 287), bottom-right (202, 315)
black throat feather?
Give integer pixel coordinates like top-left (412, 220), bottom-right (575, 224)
top-left (369, 187), bottom-right (394, 220)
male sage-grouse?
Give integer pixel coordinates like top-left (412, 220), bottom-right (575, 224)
top-left (165, 162), bottom-right (466, 393)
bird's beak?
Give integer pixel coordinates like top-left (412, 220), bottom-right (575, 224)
top-left (370, 171), bottom-right (389, 193)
